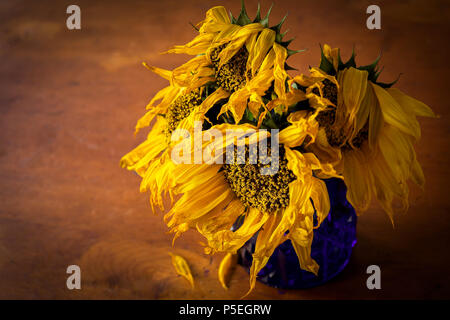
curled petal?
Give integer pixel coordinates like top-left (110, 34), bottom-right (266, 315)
top-left (169, 253), bottom-right (195, 288)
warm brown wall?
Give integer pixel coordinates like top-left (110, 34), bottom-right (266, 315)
top-left (0, 0), bottom-right (449, 299)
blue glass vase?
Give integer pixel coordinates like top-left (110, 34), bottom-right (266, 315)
top-left (237, 178), bottom-right (357, 289)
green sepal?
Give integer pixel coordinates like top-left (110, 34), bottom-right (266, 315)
top-left (236, 0), bottom-right (252, 26)
top-left (376, 73), bottom-right (402, 88)
top-left (287, 48), bottom-right (305, 57)
top-left (358, 53), bottom-right (381, 74)
top-left (373, 66), bottom-right (384, 82)
top-left (279, 37), bottom-right (294, 47)
top-left (260, 3), bottom-right (273, 27)
top-left (338, 46), bottom-right (356, 70)
top-left (270, 14), bottom-right (288, 34)
top-left (230, 11), bottom-right (237, 24)
top-left (358, 53), bottom-right (382, 82)
top-left (253, 3), bottom-right (261, 23)
top-left (189, 21), bottom-right (199, 31)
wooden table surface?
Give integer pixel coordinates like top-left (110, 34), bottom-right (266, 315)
top-left (0, 0), bottom-right (449, 299)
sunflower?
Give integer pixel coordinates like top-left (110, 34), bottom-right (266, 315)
top-left (138, 118), bottom-right (340, 295)
top-left (166, 2), bottom-right (303, 125)
top-left (119, 63), bottom-right (217, 178)
top-left (291, 44), bottom-right (436, 223)
top-left (121, 2), bottom-right (304, 180)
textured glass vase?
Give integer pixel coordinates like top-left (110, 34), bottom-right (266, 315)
top-left (237, 178), bottom-right (357, 289)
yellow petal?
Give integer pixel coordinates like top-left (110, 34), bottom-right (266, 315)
top-left (218, 24), bottom-right (264, 66)
top-left (335, 67), bottom-right (368, 134)
top-left (323, 44), bottom-right (339, 71)
top-left (289, 201), bottom-right (319, 275)
top-left (169, 253), bottom-right (194, 288)
top-left (218, 253), bottom-right (237, 290)
top-left (207, 208), bottom-right (269, 254)
top-left (367, 85), bottom-right (383, 148)
top-left (246, 210), bottom-right (292, 296)
top-left (306, 128), bottom-right (342, 166)
top-left (310, 178), bottom-right (330, 226)
top-left (279, 112), bottom-right (318, 148)
top-left (197, 199), bottom-right (245, 240)
top-left (259, 48), bottom-right (275, 72)
top-left (166, 175), bottom-right (232, 228)
top-left (248, 29), bottom-right (276, 76)
top-left (142, 63), bottom-right (172, 82)
top-left (411, 157), bottom-right (425, 188)
top-left (166, 33), bottom-right (215, 55)
top-left (273, 43), bottom-right (288, 102)
top-left (199, 6), bottom-right (230, 33)
top-left (343, 150), bottom-right (374, 212)
top-left (372, 82), bottom-right (420, 139)
top-left (387, 88), bottom-right (435, 118)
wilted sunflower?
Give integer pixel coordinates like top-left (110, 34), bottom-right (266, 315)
top-left (121, 1), bottom-right (303, 180)
top-left (121, 2), bottom-right (344, 294)
top-left (140, 119), bottom-right (339, 295)
top-left (167, 2), bottom-right (303, 125)
top-left (291, 44), bottom-right (436, 222)
top-left (119, 64), bottom-right (217, 178)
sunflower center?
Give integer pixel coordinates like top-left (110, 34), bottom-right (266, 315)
top-left (316, 109), bottom-right (346, 147)
top-left (166, 88), bottom-right (202, 136)
top-left (223, 145), bottom-right (296, 213)
top-left (316, 109), bottom-right (368, 149)
top-left (210, 44), bottom-right (250, 93)
top-left (312, 79), bottom-right (338, 105)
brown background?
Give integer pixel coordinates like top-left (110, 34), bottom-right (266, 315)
top-left (0, 0), bottom-right (449, 299)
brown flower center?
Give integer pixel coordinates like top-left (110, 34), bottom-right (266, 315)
top-left (210, 44), bottom-right (250, 93)
top-left (223, 145), bottom-right (295, 213)
top-left (165, 88), bottom-right (202, 136)
top-left (312, 78), bottom-right (338, 105)
top-left (316, 109), bottom-right (368, 149)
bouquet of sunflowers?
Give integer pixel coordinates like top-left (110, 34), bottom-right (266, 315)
top-left (121, 2), bottom-right (435, 294)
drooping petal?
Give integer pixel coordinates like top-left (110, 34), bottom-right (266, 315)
top-left (166, 33), bottom-right (216, 55)
top-left (206, 208), bottom-right (270, 254)
top-left (372, 82), bottom-right (420, 139)
top-left (199, 6), bottom-right (231, 34)
top-left (248, 28), bottom-right (276, 76)
top-left (218, 253), bottom-right (237, 290)
top-left (165, 174), bottom-right (232, 228)
top-left (289, 201), bottom-right (319, 275)
top-left (273, 43), bottom-right (289, 104)
top-left (323, 44), bottom-right (339, 71)
top-left (169, 253), bottom-right (195, 288)
top-left (247, 211), bottom-right (285, 295)
top-left (217, 23), bottom-right (264, 66)
top-left (387, 88), bottom-right (435, 118)
top-left (343, 149), bottom-right (374, 212)
top-left (335, 67), bottom-right (368, 136)
top-left (279, 111), bottom-right (318, 148)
